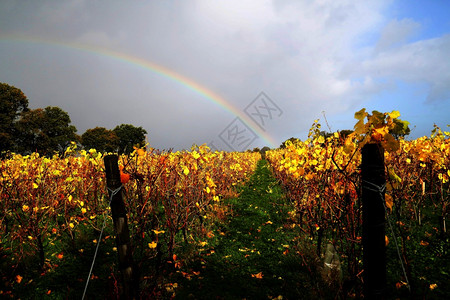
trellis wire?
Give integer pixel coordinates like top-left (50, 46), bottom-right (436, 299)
top-left (81, 185), bottom-right (122, 300)
top-left (362, 179), bottom-right (411, 292)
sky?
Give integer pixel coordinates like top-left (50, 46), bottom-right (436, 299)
top-left (1, 0), bottom-right (449, 151)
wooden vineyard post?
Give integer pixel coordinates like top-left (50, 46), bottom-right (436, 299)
top-left (361, 143), bottom-right (386, 299)
top-left (104, 155), bottom-right (138, 299)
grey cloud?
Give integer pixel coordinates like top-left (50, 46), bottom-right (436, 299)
top-left (361, 34), bottom-right (450, 102)
top-left (374, 18), bottom-right (421, 53)
top-left (1, 0), bottom-right (449, 150)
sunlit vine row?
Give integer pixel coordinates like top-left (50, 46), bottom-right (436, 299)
top-left (266, 115), bottom-right (449, 291)
top-left (0, 144), bottom-right (260, 291)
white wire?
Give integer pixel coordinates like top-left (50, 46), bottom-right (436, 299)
top-left (81, 185), bottom-right (122, 300)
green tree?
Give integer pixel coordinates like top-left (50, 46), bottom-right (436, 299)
top-left (0, 83), bottom-right (29, 153)
top-left (81, 127), bottom-right (119, 153)
top-left (113, 124), bottom-right (147, 154)
top-left (15, 106), bottom-right (77, 155)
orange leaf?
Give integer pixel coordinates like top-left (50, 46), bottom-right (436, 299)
top-left (385, 194), bottom-right (393, 212)
top-left (420, 240), bottom-right (429, 246)
top-left (16, 275), bottom-right (23, 283)
top-left (251, 272), bottom-right (263, 279)
top-left (120, 171), bottom-right (130, 184)
top-left (136, 148), bottom-right (146, 156)
top-left (396, 281), bottom-right (407, 289)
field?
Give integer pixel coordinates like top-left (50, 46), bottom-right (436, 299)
top-left (1, 117), bottom-right (449, 299)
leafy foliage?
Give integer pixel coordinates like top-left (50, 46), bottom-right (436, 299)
top-left (0, 83), bottom-right (29, 153)
top-left (0, 145), bottom-right (260, 298)
top-left (81, 127), bottom-right (119, 153)
top-left (14, 106), bottom-right (78, 155)
top-left (344, 109), bottom-right (405, 152)
top-left (113, 124), bottom-right (147, 154)
top-left (266, 111), bottom-right (449, 298)
top-left (1, 109), bottom-right (448, 298)
top-left (1, 83), bottom-right (150, 156)
top-left (390, 118), bottom-right (411, 139)
top-left (280, 137), bottom-right (301, 149)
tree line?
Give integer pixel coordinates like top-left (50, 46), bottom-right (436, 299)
top-left (1, 82), bottom-right (147, 156)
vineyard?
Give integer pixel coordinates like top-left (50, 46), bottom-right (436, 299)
top-left (266, 114), bottom-right (450, 298)
top-left (0, 110), bottom-right (449, 298)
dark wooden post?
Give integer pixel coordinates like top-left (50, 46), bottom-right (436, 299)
top-left (104, 155), bottom-right (137, 299)
top-left (361, 143), bottom-right (386, 299)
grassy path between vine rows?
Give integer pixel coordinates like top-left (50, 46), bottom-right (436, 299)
top-left (174, 160), bottom-right (322, 299)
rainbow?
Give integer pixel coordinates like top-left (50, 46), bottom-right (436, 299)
top-left (0, 35), bottom-right (277, 149)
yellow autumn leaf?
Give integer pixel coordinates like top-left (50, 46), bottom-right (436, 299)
top-left (136, 148), bottom-right (146, 156)
top-left (385, 194), bottom-right (393, 212)
top-left (152, 229), bottom-right (165, 235)
top-left (388, 169), bottom-right (402, 183)
top-left (354, 108), bottom-right (366, 121)
top-left (33, 182), bottom-right (38, 189)
top-left (183, 166), bottom-right (189, 175)
top-left (374, 126), bottom-right (389, 137)
top-left (148, 241), bottom-right (157, 249)
top-left (192, 151), bottom-right (200, 159)
top-left (388, 110), bottom-right (401, 119)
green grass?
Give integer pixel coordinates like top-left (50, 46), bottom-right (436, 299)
top-left (173, 159), bottom-right (327, 299)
